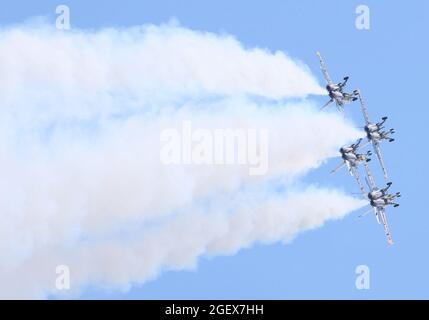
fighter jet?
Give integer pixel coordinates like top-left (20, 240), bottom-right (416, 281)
top-left (361, 163), bottom-right (401, 245)
top-left (316, 51), bottom-right (359, 112)
top-left (331, 138), bottom-right (372, 194)
top-left (356, 90), bottom-right (395, 180)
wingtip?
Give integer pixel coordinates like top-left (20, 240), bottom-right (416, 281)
top-left (383, 170), bottom-right (388, 180)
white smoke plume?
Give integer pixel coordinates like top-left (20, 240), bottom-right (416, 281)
top-left (0, 21), bottom-right (323, 130)
top-left (0, 23), bottom-right (365, 298)
top-left (1, 187), bottom-right (365, 299)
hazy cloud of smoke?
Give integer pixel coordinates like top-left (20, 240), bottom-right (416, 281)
top-left (0, 22), bottom-right (323, 131)
top-left (0, 22), bottom-right (364, 298)
top-left (0, 186), bottom-right (365, 299)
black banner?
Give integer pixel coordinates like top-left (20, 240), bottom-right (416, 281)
top-left (0, 300), bottom-right (423, 318)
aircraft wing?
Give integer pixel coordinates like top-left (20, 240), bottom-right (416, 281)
top-left (363, 161), bottom-right (377, 192)
top-left (316, 51), bottom-right (333, 85)
top-left (336, 103), bottom-right (345, 116)
top-left (372, 140), bottom-right (388, 180)
top-left (376, 207), bottom-right (394, 245)
top-left (374, 207), bottom-right (381, 224)
top-left (331, 161), bottom-right (346, 174)
top-left (349, 165), bottom-right (366, 195)
top-left (356, 90), bottom-right (371, 125)
top-left (320, 98), bottom-right (334, 110)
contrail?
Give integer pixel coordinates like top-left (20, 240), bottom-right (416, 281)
top-left (0, 22), bottom-right (323, 131)
top-left (0, 22), bottom-right (364, 298)
top-left (0, 186), bottom-right (366, 299)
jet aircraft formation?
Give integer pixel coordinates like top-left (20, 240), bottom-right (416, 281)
top-left (316, 52), bottom-right (400, 245)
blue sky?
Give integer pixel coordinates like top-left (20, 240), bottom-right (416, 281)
top-left (1, 0), bottom-right (428, 299)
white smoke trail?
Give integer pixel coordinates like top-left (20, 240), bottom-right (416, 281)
top-left (0, 186), bottom-right (365, 299)
top-left (0, 23), bottom-right (364, 298)
top-left (0, 22), bottom-right (323, 131)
